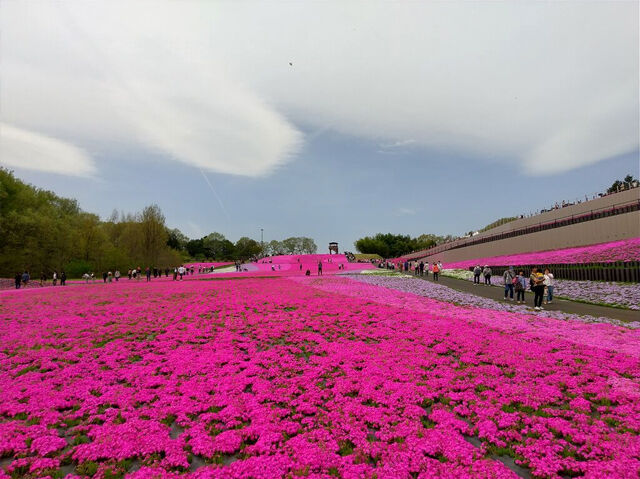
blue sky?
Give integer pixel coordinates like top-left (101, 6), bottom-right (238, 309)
top-left (1, 2), bottom-right (638, 252)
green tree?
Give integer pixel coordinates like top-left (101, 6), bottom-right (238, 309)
top-left (167, 228), bottom-right (188, 251)
top-left (234, 237), bottom-right (262, 260)
top-left (140, 205), bottom-right (168, 266)
top-left (354, 233), bottom-right (431, 258)
top-left (267, 240), bottom-right (284, 256)
top-left (300, 237), bottom-right (318, 254)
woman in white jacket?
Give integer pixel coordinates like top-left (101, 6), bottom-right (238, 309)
top-left (543, 268), bottom-right (554, 304)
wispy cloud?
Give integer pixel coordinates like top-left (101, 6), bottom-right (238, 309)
top-left (0, 123), bottom-right (95, 177)
top-left (380, 139), bottom-right (416, 149)
top-left (395, 207), bottom-right (417, 216)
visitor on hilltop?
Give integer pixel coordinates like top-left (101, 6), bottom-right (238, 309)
top-left (146, 267), bottom-right (151, 282)
top-left (91, 272), bottom-right (95, 283)
top-left (178, 265), bottom-right (185, 280)
top-left (52, 271), bottom-right (58, 286)
top-left (83, 273), bottom-right (90, 283)
top-left (102, 272), bottom-right (107, 283)
top-left (173, 267), bottom-right (178, 281)
top-left (318, 261), bottom-right (323, 276)
top-left (60, 271), bottom-right (67, 286)
top-left (530, 268), bottom-right (545, 310)
top-left (482, 265), bottom-right (492, 285)
top-left (115, 270), bottom-right (120, 282)
top-left (40, 272), bottom-right (46, 286)
top-left (543, 268), bottom-right (554, 304)
top-left (14, 272), bottom-right (21, 289)
top-left (108, 271), bottom-right (113, 283)
top-left (128, 269), bottom-right (132, 280)
top-left (432, 262), bottom-right (440, 281)
top-left (515, 270), bottom-right (526, 303)
top-left (404, 260), bottom-right (409, 272)
top-left (473, 265), bottom-right (482, 285)
top-left (165, 268), bottom-right (169, 277)
top-left (503, 266), bottom-right (515, 301)
top-left (22, 271), bottom-right (30, 287)
top-left (419, 261), bottom-right (425, 276)
top-left (137, 267), bottom-right (142, 280)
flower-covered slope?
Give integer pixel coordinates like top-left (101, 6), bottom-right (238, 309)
top-left (443, 237), bottom-right (640, 269)
top-left (0, 277), bottom-right (639, 478)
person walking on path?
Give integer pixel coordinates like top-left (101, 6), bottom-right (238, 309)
top-left (543, 268), bottom-right (554, 304)
top-left (515, 270), bottom-right (526, 303)
top-left (419, 261), bottom-right (425, 277)
top-left (146, 267), bottom-right (151, 282)
top-left (40, 272), bottom-right (46, 286)
top-left (52, 271), bottom-right (58, 286)
top-left (482, 266), bottom-right (492, 285)
top-left (115, 270), bottom-right (120, 282)
top-left (473, 265), bottom-right (482, 285)
top-left (102, 272), bottom-right (108, 283)
top-left (60, 271), bottom-right (67, 286)
top-left (178, 265), bottom-right (185, 280)
top-left (22, 271), bottom-right (30, 287)
top-left (432, 262), bottom-right (440, 281)
top-left (318, 261), bottom-right (323, 276)
top-left (503, 266), bottom-right (515, 300)
top-left (530, 268), bottom-right (545, 310)
top-left (14, 272), bottom-right (21, 289)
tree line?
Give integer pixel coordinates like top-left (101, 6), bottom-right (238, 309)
top-left (184, 235), bottom-right (317, 260)
top-left (354, 233), bottom-right (452, 259)
top-left (0, 169), bottom-right (317, 278)
top-left (0, 168), bottom-right (185, 277)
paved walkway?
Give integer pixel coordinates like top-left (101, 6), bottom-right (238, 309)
top-left (410, 273), bottom-right (639, 323)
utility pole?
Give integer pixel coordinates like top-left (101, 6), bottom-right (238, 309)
top-left (260, 228), bottom-right (264, 255)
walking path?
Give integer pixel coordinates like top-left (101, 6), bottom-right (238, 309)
top-left (412, 273), bottom-right (639, 323)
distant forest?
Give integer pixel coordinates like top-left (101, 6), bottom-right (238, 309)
top-left (0, 169), bottom-right (314, 277)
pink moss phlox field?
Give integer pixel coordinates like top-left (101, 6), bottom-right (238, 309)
top-left (0, 276), bottom-right (638, 478)
top-left (443, 237), bottom-right (640, 269)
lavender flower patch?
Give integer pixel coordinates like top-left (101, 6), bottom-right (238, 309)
top-left (443, 269), bottom-right (640, 310)
top-left (347, 274), bottom-right (640, 329)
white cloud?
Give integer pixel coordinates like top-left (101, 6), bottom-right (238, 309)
top-left (1, 1), bottom-right (637, 177)
top-left (0, 123), bottom-right (95, 177)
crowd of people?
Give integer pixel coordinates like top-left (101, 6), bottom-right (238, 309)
top-left (14, 271), bottom-right (67, 289)
top-left (379, 260), bottom-right (444, 281)
top-left (492, 266), bottom-right (554, 310)
top-left (10, 264), bottom-right (227, 289)
top-left (378, 259), bottom-right (557, 311)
